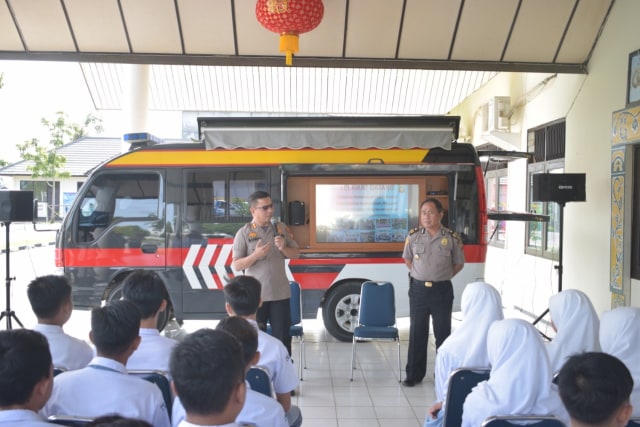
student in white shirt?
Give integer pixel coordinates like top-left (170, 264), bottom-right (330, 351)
top-left (122, 270), bottom-right (177, 374)
top-left (170, 328), bottom-right (247, 427)
top-left (172, 316), bottom-right (288, 427)
top-left (43, 300), bottom-right (170, 427)
top-left (425, 281), bottom-right (504, 425)
top-left (599, 306), bottom-right (640, 417)
top-left (546, 289), bottom-right (600, 373)
top-left (557, 352), bottom-right (633, 427)
top-left (27, 275), bottom-right (93, 371)
top-left (223, 276), bottom-right (301, 427)
top-left (461, 318), bottom-right (569, 427)
top-left (0, 329), bottom-right (54, 427)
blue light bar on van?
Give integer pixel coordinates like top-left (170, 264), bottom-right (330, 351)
top-left (123, 132), bottom-right (164, 150)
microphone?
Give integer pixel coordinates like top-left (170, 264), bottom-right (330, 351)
top-left (271, 218), bottom-right (282, 237)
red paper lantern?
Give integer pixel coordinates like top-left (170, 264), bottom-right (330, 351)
top-left (256, 0), bottom-right (324, 66)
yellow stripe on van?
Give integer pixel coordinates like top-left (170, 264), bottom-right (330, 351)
top-left (106, 148), bottom-right (431, 167)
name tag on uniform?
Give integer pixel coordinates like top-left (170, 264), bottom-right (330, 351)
top-left (425, 281), bottom-right (433, 287)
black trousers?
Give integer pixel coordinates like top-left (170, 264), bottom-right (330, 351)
top-left (257, 298), bottom-right (292, 355)
top-left (405, 278), bottom-right (454, 382)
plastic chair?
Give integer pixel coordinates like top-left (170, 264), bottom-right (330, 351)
top-left (247, 365), bottom-right (275, 398)
top-left (265, 281), bottom-right (306, 380)
top-left (482, 415), bottom-right (566, 427)
top-left (128, 370), bottom-right (173, 416)
top-left (628, 418), bottom-right (640, 427)
top-left (289, 281), bottom-right (306, 380)
top-left (442, 367), bottom-right (491, 427)
top-left (47, 415), bottom-right (93, 426)
top-left (350, 281), bottom-right (401, 382)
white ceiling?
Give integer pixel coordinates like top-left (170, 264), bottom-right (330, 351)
top-left (0, 0), bottom-right (615, 114)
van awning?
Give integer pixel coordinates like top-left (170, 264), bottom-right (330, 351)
top-left (199, 116), bottom-right (459, 151)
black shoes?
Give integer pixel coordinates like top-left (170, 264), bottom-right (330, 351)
top-left (402, 378), bottom-right (422, 387)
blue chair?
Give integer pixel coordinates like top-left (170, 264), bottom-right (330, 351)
top-left (266, 281), bottom-right (306, 380)
top-left (247, 365), bottom-right (275, 398)
top-left (350, 281), bottom-right (401, 382)
top-left (128, 370), bottom-right (173, 417)
top-left (443, 367), bottom-right (491, 427)
top-left (482, 415), bottom-right (566, 427)
top-left (289, 281), bottom-right (306, 380)
top-left (47, 415), bottom-right (93, 426)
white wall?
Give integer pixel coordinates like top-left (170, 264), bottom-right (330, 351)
top-left (451, 0), bottom-right (640, 316)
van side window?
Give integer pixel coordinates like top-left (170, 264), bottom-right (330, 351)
top-left (180, 169), bottom-right (267, 242)
top-left (76, 173), bottom-right (161, 243)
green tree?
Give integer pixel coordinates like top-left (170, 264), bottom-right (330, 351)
top-left (17, 111), bottom-right (103, 221)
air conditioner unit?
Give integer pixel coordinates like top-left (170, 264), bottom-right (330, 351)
top-left (482, 96), bottom-right (511, 132)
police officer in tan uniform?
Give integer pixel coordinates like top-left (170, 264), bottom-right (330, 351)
top-left (232, 191), bottom-right (300, 355)
top-left (402, 197), bottom-right (464, 387)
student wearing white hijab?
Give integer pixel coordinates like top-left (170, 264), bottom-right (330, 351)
top-left (546, 289), bottom-right (600, 373)
top-left (425, 282), bottom-right (503, 425)
top-left (599, 306), bottom-right (640, 418)
top-left (461, 318), bottom-right (568, 427)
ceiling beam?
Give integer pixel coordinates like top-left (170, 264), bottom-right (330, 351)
top-left (0, 51), bottom-right (588, 74)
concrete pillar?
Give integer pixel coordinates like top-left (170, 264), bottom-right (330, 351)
top-left (121, 64), bottom-right (150, 152)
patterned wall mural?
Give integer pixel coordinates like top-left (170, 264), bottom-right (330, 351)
top-left (611, 105), bottom-right (640, 307)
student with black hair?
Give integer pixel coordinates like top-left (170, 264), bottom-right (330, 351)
top-left (223, 276), bottom-right (301, 427)
top-left (170, 328), bottom-right (247, 427)
top-left (27, 274), bottom-right (93, 371)
top-left (0, 329), bottom-right (54, 426)
top-left (557, 352), bottom-right (633, 427)
top-left (122, 270), bottom-right (177, 374)
top-left (87, 415), bottom-right (152, 427)
top-left (172, 317), bottom-right (288, 427)
top-left (42, 300), bottom-right (170, 427)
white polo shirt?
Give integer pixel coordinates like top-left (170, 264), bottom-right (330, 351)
top-left (126, 328), bottom-right (177, 375)
top-left (178, 421), bottom-right (241, 427)
top-left (172, 384), bottom-right (287, 427)
top-left (33, 323), bottom-right (93, 371)
top-left (0, 409), bottom-right (52, 426)
top-left (42, 356), bottom-right (170, 427)
top-left (248, 320), bottom-right (298, 395)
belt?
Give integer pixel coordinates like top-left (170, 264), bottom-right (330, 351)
top-left (410, 277), bottom-right (451, 288)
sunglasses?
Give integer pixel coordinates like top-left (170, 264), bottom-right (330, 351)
top-left (254, 203), bottom-right (274, 211)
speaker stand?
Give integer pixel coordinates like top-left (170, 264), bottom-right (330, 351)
top-left (0, 222), bottom-right (24, 330)
top-left (532, 201), bottom-right (565, 339)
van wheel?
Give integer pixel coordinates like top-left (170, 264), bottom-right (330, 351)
top-left (105, 282), bottom-right (171, 332)
top-left (322, 281), bottom-right (362, 342)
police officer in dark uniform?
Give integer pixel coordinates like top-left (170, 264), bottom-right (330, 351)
top-left (402, 197), bottom-right (464, 387)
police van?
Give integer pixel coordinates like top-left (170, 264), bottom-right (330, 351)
top-left (55, 116), bottom-right (487, 341)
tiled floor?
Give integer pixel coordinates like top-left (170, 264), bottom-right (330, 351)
top-left (288, 317), bottom-right (436, 427)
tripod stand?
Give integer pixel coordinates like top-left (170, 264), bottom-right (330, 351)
top-left (0, 222), bottom-right (24, 329)
top-left (532, 201), bottom-right (565, 337)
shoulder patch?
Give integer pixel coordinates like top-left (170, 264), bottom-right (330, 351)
top-left (409, 227), bottom-right (420, 235)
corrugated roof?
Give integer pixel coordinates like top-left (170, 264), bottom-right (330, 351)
top-left (0, 137), bottom-right (124, 177)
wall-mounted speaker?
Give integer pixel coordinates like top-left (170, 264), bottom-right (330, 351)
top-left (532, 173), bottom-right (586, 203)
top-left (288, 201), bottom-right (305, 225)
top-left (0, 191), bottom-right (34, 222)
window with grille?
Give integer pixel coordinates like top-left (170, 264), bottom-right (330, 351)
top-left (526, 120), bottom-right (565, 260)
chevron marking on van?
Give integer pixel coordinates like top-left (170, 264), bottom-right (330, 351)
top-left (199, 244), bottom-right (217, 289)
top-left (183, 244), bottom-right (203, 289)
top-left (215, 244), bottom-right (235, 286)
